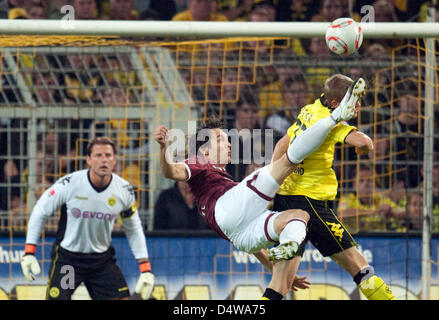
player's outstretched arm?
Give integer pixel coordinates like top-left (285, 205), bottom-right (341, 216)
top-left (154, 125), bottom-right (189, 181)
top-left (271, 134), bottom-right (290, 163)
top-left (344, 130), bottom-right (374, 156)
top-left (21, 178), bottom-right (68, 281)
top-left (135, 258), bottom-right (155, 300)
top-left (121, 203), bottom-right (155, 299)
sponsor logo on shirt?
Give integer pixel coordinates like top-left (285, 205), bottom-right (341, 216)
top-left (71, 208), bottom-right (117, 221)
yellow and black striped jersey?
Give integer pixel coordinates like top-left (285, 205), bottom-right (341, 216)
top-left (278, 97), bottom-right (356, 200)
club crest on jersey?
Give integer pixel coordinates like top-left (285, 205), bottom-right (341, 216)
top-left (108, 196), bottom-right (117, 206)
top-left (49, 286), bottom-right (60, 298)
top-left (49, 188), bottom-right (55, 196)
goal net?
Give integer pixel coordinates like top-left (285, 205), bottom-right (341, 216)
top-left (0, 31), bottom-right (437, 300)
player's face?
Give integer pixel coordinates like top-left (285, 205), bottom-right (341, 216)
top-left (210, 128), bottom-right (231, 166)
top-left (86, 144), bottom-right (116, 177)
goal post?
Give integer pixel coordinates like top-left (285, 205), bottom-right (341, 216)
top-left (0, 20), bottom-right (439, 38)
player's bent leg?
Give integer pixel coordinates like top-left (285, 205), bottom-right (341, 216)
top-left (268, 209), bottom-right (309, 261)
top-left (354, 266), bottom-right (396, 300)
top-left (46, 246), bottom-right (84, 300)
top-left (46, 260), bottom-right (81, 300)
top-left (262, 258), bottom-right (298, 300)
top-left (330, 246), bottom-right (368, 276)
top-left (84, 259), bottom-right (130, 300)
top-left (262, 257), bottom-right (302, 300)
top-left (331, 247), bottom-right (396, 300)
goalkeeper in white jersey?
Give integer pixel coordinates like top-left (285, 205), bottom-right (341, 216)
top-left (20, 137), bottom-right (154, 300)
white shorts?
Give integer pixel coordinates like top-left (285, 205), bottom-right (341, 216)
top-left (214, 167), bottom-right (281, 254)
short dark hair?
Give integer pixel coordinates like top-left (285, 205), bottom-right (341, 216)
top-left (323, 74), bottom-right (353, 106)
top-left (189, 115), bottom-right (224, 155)
top-left (86, 136), bottom-right (117, 156)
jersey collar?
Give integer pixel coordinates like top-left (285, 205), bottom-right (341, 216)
top-left (318, 94), bottom-right (332, 110)
top-left (87, 170), bottom-right (113, 193)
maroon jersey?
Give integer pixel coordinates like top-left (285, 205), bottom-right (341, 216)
top-left (183, 155), bottom-right (237, 240)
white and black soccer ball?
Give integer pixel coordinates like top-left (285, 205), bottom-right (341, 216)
top-left (325, 17), bottom-right (363, 56)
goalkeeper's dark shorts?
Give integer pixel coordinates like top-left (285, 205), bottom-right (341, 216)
top-left (46, 244), bottom-right (130, 300)
top-left (272, 194), bottom-right (357, 257)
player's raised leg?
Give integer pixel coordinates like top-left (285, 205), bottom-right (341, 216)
top-left (259, 209), bottom-right (309, 300)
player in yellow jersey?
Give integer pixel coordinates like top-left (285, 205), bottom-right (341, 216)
top-left (271, 74), bottom-right (396, 300)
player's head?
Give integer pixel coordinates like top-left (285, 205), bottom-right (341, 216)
top-left (86, 136), bottom-right (117, 178)
top-left (323, 74), bottom-right (361, 116)
top-left (190, 115), bottom-right (231, 165)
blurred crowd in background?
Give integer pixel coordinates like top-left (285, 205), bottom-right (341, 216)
top-left (0, 0), bottom-right (439, 234)
top-left (1, 0), bottom-right (437, 24)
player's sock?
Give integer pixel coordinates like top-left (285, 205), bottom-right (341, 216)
top-left (261, 288), bottom-right (283, 300)
top-left (286, 116), bottom-right (336, 164)
top-left (279, 219), bottom-right (307, 245)
top-left (353, 266), bottom-right (396, 300)
top-left (268, 219), bottom-right (306, 261)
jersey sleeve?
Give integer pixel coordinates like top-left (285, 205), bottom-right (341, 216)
top-left (287, 105), bottom-right (325, 142)
top-left (25, 174), bottom-right (72, 245)
top-left (286, 124), bottom-right (295, 139)
top-left (328, 122), bottom-right (357, 144)
top-left (182, 157), bottom-right (207, 181)
top-left (120, 184), bottom-right (149, 260)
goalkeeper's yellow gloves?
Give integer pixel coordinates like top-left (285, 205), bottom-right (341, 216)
top-left (135, 261), bottom-right (155, 300)
top-left (20, 244), bottom-right (41, 281)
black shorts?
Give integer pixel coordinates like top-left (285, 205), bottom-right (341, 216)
top-left (46, 245), bottom-right (130, 300)
top-left (272, 194), bottom-right (357, 257)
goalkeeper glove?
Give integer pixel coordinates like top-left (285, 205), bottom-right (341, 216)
top-left (21, 244), bottom-right (41, 281)
top-left (135, 261), bottom-right (155, 300)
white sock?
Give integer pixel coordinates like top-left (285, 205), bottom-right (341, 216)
top-left (279, 219), bottom-right (307, 245)
top-left (287, 116), bottom-right (336, 164)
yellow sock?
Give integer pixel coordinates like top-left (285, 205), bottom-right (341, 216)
top-left (261, 297), bottom-right (270, 300)
top-left (359, 275), bottom-right (396, 300)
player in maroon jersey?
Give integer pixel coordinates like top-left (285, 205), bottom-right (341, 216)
top-left (154, 82), bottom-right (358, 300)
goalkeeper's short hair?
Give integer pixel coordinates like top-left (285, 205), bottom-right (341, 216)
top-left (86, 136), bottom-right (117, 156)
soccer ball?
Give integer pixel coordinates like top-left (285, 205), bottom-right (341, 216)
top-left (325, 18), bottom-right (363, 56)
